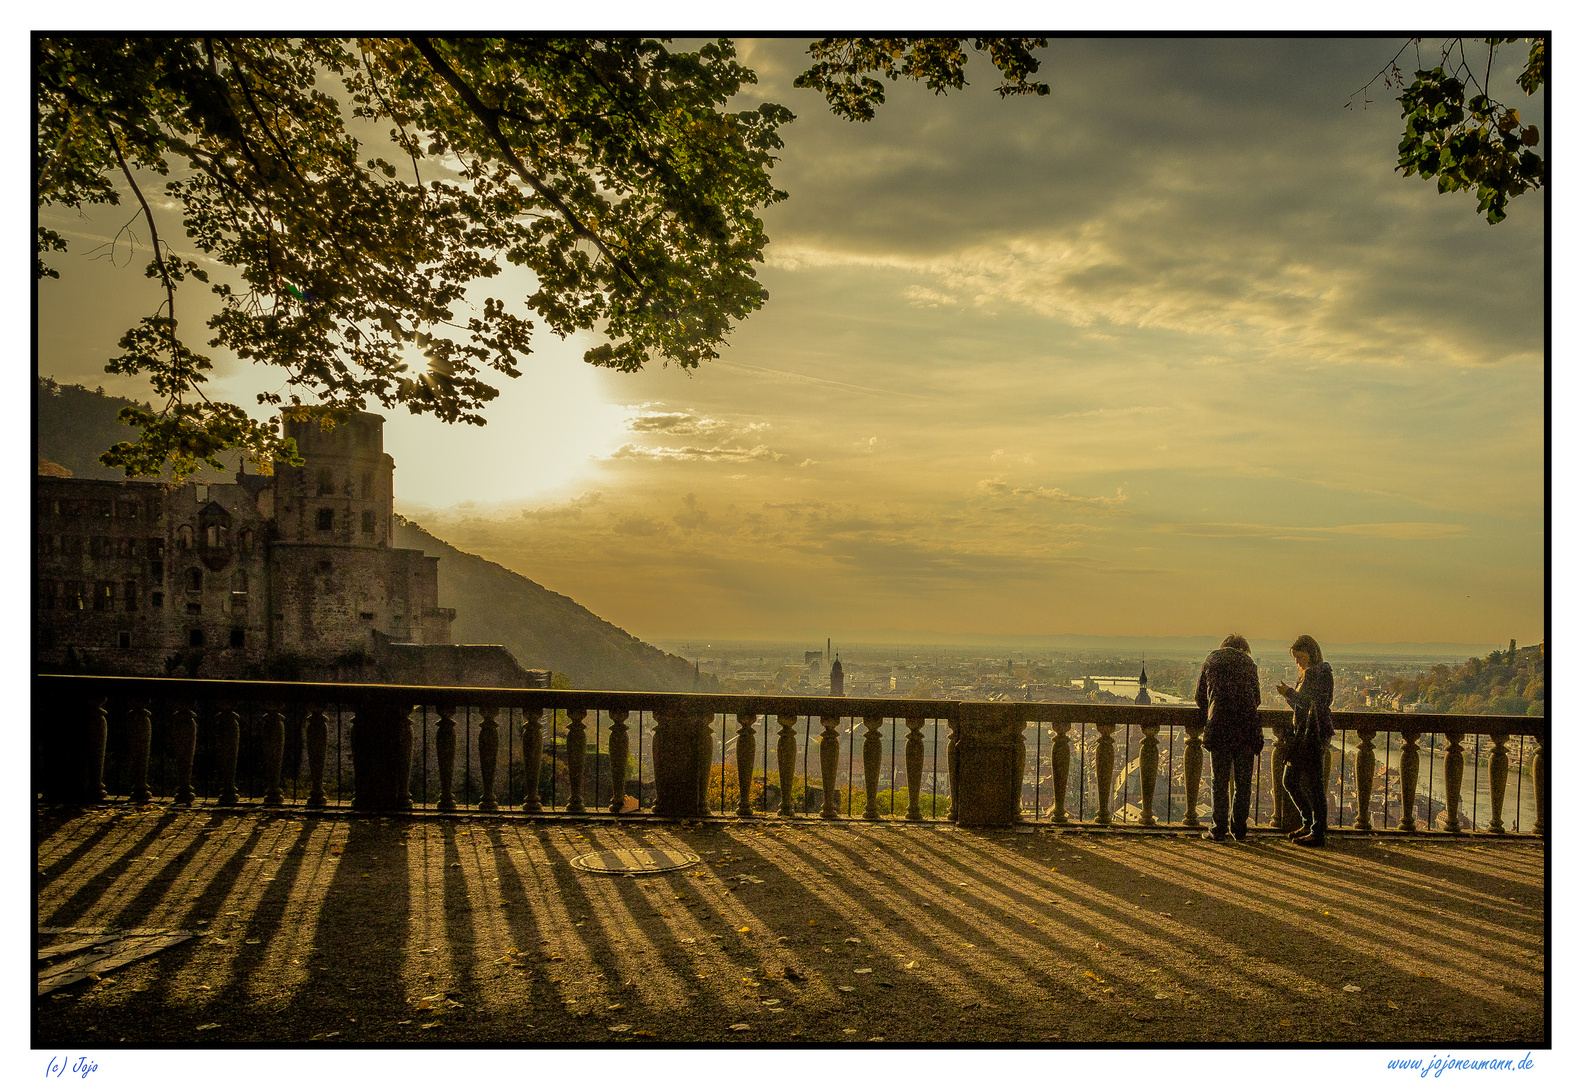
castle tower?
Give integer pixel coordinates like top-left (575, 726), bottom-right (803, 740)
top-left (275, 410), bottom-right (394, 548)
top-left (1134, 659), bottom-right (1152, 705)
top-left (830, 652), bottom-right (844, 697)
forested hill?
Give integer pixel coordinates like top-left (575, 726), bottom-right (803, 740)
top-left (36, 377), bottom-right (234, 481)
top-left (391, 516), bottom-right (712, 692)
top-left (1386, 644), bottom-right (1545, 716)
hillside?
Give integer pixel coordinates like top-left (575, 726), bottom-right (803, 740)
top-left (1384, 644), bottom-right (1545, 717)
top-left (36, 377), bottom-right (233, 482)
top-left (391, 516), bottom-right (712, 692)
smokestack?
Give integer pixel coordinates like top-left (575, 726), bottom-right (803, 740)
top-left (827, 637), bottom-right (831, 664)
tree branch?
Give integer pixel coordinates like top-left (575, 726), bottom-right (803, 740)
top-left (408, 36), bottom-right (644, 292)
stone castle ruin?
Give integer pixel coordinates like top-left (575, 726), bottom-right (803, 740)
top-left (35, 410), bottom-right (544, 687)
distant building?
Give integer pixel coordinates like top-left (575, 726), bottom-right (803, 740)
top-left (34, 409), bottom-right (543, 687)
top-left (830, 653), bottom-right (844, 697)
top-left (1134, 661), bottom-right (1152, 705)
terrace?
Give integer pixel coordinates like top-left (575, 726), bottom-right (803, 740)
top-left (34, 675), bottom-right (1547, 1045)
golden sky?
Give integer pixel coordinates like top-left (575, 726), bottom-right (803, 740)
top-left (36, 37), bottom-right (1546, 648)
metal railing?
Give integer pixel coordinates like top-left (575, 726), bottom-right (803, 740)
top-left (34, 675), bottom-right (1545, 836)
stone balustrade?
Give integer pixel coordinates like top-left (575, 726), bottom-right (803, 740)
top-left (34, 676), bottom-right (1545, 837)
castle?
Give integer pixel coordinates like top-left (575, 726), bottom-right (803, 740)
top-left (34, 410), bottom-right (542, 686)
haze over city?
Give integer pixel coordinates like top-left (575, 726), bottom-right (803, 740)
top-left (35, 37), bottom-right (1545, 650)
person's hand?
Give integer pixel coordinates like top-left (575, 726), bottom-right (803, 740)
top-left (1276, 680), bottom-right (1293, 697)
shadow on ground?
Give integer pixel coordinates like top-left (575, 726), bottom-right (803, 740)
top-left (34, 806), bottom-right (1546, 1046)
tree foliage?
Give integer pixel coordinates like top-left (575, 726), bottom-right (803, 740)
top-left (1356, 36), bottom-right (1545, 224)
top-left (36, 35), bottom-right (1047, 480)
top-left (1385, 646), bottom-right (1544, 717)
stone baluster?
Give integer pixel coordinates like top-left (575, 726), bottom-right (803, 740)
top-left (1269, 724), bottom-right (1293, 830)
top-left (776, 713), bottom-right (799, 818)
top-left (216, 706), bottom-right (241, 806)
top-left (83, 697), bottom-right (108, 803)
top-left (1138, 724), bottom-right (1160, 826)
top-left (1095, 723), bottom-right (1116, 825)
top-left (946, 717), bottom-right (961, 822)
top-left (820, 713), bottom-right (842, 820)
top-left (609, 709), bottom-right (631, 814)
top-left (1354, 729), bottom-right (1376, 832)
top-left (435, 705), bottom-right (458, 811)
top-left (1051, 721), bottom-right (1071, 824)
top-left (733, 712), bottom-right (756, 817)
top-left (478, 706), bottom-right (500, 812)
top-left (1442, 731), bottom-right (1464, 834)
top-left (1531, 731), bottom-right (1545, 837)
top-left (520, 708), bottom-right (544, 812)
top-left (171, 705), bottom-right (198, 806)
top-left (862, 714), bottom-right (884, 820)
top-left (1182, 725), bottom-right (1203, 828)
top-left (305, 706), bottom-right (328, 808)
top-left (565, 707), bottom-right (587, 813)
top-left (1397, 730), bottom-right (1420, 832)
top-left (261, 707), bottom-right (286, 806)
top-left (127, 701), bottom-right (152, 805)
top-left (399, 706), bottom-right (416, 810)
top-left (905, 716), bottom-right (926, 821)
top-left (694, 712), bottom-right (714, 816)
top-left (1487, 733), bottom-right (1510, 834)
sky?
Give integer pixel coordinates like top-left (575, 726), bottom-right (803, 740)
top-left (35, 36), bottom-right (1548, 648)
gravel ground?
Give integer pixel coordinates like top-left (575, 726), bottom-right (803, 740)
top-left (34, 806), bottom-right (1546, 1046)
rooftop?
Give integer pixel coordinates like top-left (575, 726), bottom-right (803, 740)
top-left (35, 805), bottom-right (1545, 1046)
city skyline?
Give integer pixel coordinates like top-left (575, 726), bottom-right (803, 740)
top-left (36, 37), bottom-right (1546, 648)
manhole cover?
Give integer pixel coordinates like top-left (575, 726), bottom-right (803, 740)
top-left (570, 848), bottom-right (699, 875)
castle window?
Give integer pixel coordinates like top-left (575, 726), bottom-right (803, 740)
top-left (239, 529), bottom-right (254, 554)
top-left (93, 581), bottom-right (112, 611)
top-left (187, 568), bottom-right (203, 592)
top-left (150, 538), bottom-right (165, 557)
top-left (118, 500), bottom-right (139, 520)
top-left (151, 591), bottom-right (163, 608)
top-left (118, 631), bottom-right (131, 649)
top-left (361, 510), bottom-right (374, 533)
top-left (194, 485), bottom-right (208, 502)
top-left (317, 508), bottom-right (335, 531)
top-left (90, 536), bottom-right (111, 558)
top-left (187, 602), bottom-right (200, 615)
top-left (92, 500), bottom-right (112, 518)
top-left (149, 559), bottom-right (164, 580)
top-left (189, 628), bottom-right (205, 647)
top-left (124, 580), bottom-right (138, 611)
top-left (316, 469), bottom-right (334, 496)
top-left (232, 570), bottom-right (248, 594)
top-left (177, 525), bottom-right (193, 550)
top-left (360, 472), bottom-right (373, 498)
top-left (67, 582), bottom-right (84, 611)
top-left (229, 628), bottom-right (245, 649)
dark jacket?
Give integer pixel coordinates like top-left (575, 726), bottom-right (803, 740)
top-left (1280, 662), bottom-right (1335, 747)
top-left (1195, 647), bottom-right (1263, 754)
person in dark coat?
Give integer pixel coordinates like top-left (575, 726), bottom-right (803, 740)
top-left (1195, 634), bottom-right (1263, 841)
top-left (1276, 634), bottom-right (1334, 847)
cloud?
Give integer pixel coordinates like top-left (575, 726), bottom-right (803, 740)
top-left (611, 515), bottom-right (667, 538)
top-left (976, 477), bottom-right (1130, 513)
top-left (611, 443), bottom-right (787, 463)
top-left (623, 408), bottom-right (768, 439)
top-left (519, 491), bottom-right (604, 522)
top-left (1151, 521), bottom-right (1469, 541)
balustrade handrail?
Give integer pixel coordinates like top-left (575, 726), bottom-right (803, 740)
top-left (33, 674), bottom-right (1546, 737)
top-left (33, 674), bottom-right (1545, 836)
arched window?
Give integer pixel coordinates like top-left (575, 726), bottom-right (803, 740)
top-left (239, 529), bottom-right (254, 554)
top-left (177, 524), bottom-right (193, 551)
top-left (232, 570), bottom-right (249, 595)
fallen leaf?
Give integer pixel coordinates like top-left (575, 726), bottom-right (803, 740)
top-left (196, 1023), bottom-right (220, 1031)
top-left (608, 1024), bottom-right (631, 1032)
top-left (905, 961), bottom-right (918, 969)
top-left (729, 1023), bottom-right (751, 1031)
top-left (420, 1021), bottom-right (442, 1030)
top-left (837, 985), bottom-right (855, 992)
top-left (633, 1030), bottom-right (659, 1037)
top-left (1154, 992), bottom-right (1170, 999)
top-left (845, 937), bottom-right (861, 943)
top-left (854, 968), bottom-right (873, 974)
top-left (762, 999), bottom-right (781, 1006)
top-left (737, 926), bottom-right (751, 934)
top-left (1387, 1001), bottom-right (1400, 1011)
top-left (1343, 985), bottom-right (1361, 993)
